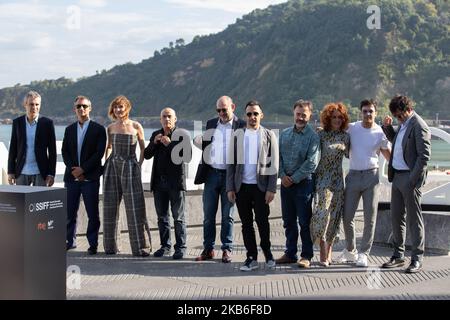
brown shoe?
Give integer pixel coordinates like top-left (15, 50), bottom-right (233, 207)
top-left (298, 258), bottom-right (311, 268)
top-left (221, 250), bottom-right (232, 263)
top-left (275, 253), bottom-right (297, 264)
top-left (195, 249), bottom-right (215, 261)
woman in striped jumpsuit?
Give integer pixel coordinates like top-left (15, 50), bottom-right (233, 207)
top-left (103, 95), bottom-right (151, 256)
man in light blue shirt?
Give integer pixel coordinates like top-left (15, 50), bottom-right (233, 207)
top-left (21, 115), bottom-right (40, 176)
top-left (276, 99), bottom-right (320, 268)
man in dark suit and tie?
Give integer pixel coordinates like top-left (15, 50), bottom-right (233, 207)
top-left (381, 95), bottom-right (431, 273)
top-left (62, 96), bottom-right (107, 254)
top-left (8, 91), bottom-right (56, 186)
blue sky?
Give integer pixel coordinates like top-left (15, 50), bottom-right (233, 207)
top-left (0, 0), bottom-right (287, 89)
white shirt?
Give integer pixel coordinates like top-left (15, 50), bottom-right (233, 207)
top-left (210, 118), bottom-right (233, 170)
top-left (242, 128), bottom-right (260, 184)
top-left (347, 121), bottom-right (390, 171)
top-left (392, 113), bottom-right (414, 170)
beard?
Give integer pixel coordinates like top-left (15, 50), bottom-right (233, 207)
top-left (296, 120), bottom-right (306, 128)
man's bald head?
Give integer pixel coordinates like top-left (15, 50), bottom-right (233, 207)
top-left (160, 107), bottom-right (176, 118)
top-left (160, 107), bottom-right (177, 132)
top-left (216, 96), bottom-right (235, 123)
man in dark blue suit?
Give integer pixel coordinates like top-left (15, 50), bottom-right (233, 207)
top-left (8, 91), bottom-right (56, 186)
top-left (62, 96), bottom-right (107, 254)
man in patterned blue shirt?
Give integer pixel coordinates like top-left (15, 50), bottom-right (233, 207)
top-left (276, 99), bottom-right (320, 268)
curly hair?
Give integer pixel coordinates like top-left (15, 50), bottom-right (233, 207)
top-left (389, 95), bottom-right (414, 113)
top-left (320, 102), bottom-right (350, 131)
top-left (108, 95), bottom-right (132, 120)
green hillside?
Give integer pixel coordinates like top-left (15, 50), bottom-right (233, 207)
top-left (0, 0), bottom-right (448, 122)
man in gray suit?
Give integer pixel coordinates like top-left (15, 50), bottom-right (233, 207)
top-left (226, 100), bottom-right (279, 271)
top-left (381, 95), bottom-right (431, 273)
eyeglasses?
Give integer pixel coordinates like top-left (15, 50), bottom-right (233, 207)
top-left (76, 104), bottom-right (90, 109)
top-left (246, 112), bottom-right (260, 117)
top-left (216, 108), bottom-right (228, 114)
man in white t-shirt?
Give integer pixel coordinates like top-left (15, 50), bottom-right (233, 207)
top-left (336, 99), bottom-right (391, 267)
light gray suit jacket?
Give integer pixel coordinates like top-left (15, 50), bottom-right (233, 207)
top-left (226, 126), bottom-right (279, 194)
top-left (382, 112), bottom-right (431, 187)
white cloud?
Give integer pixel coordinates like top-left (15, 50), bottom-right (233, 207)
top-left (0, 36), bottom-right (13, 44)
top-left (0, 31), bottom-right (53, 51)
top-left (31, 33), bottom-right (53, 49)
top-left (79, 0), bottom-right (108, 8)
top-left (165, 0), bottom-right (287, 13)
top-left (0, 2), bottom-right (56, 22)
top-left (84, 11), bottom-right (146, 26)
top-left (0, 0), bottom-right (287, 88)
top-left (116, 21), bottom-right (223, 45)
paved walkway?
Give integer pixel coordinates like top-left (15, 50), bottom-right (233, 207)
top-left (67, 216), bottom-right (450, 300)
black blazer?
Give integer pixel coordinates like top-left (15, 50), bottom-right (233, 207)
top-left (194, 115), bottom-right (246, 184)
top-left (144, 127), bottom-right (192, 191)
top-left (61, 120), bottom-right (107, 182)
top-left (8, 115), bottom-right (57, 179)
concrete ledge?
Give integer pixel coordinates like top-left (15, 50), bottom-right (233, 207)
top-left (74, 189), bottom-right (283, 236)
top-left (374, 202), bottom-right (450, 255)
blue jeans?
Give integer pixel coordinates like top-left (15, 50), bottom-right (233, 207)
top-left (202, 169), bottom-right (235, 251)
top-left (66, 180), bottom-right (101, 248)
top-left (153, 177), bottom-right (187, 252)
top-left (280, 179), bottom-right (314, 260)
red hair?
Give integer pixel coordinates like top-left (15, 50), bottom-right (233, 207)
top-left (320, 102), bottom-right (349, 131)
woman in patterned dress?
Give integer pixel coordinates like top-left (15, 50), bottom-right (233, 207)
top-left (103, 95), bottom-right (151, 256)
top-left (311, 103), bottom-right (350, 266)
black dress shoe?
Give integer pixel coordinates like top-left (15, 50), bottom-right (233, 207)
top-left (381, 256), bottom-right (406, 268)
top-left (153, 247), bottom-right (171, 257)
top-left (105, 250), bottom-right (120, 255)
top-left (66, 244), bottom-right (77, 251)
top-left (135, 250), bottom-right (150, 257)
top-left (87, 247), bottom-right (97, 255)
top-left (173, 250), bottom-right (185, 260)
top-left (405, 260), bottom-right (422, 273)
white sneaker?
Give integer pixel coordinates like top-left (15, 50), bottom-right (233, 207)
top-left (356, 253), bottom-right (368, 267)
top-left (266, 259), bottom-right (276, 269)
top-left (335, 248), bottom-right (358, 263)
top-left (240, 258), bottom-right (259, 271)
